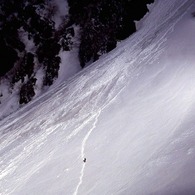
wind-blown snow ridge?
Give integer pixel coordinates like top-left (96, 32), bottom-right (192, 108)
top-left (73, 111), bottom-right (100, 195)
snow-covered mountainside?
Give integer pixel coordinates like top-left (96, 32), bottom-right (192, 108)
top-left (1, 0), bottom-right (195, 194)
top-left (0, 0), bottom-right (154, 120)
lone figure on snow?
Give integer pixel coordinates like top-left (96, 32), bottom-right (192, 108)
top-left (83, 158), bottom-right (86, 163)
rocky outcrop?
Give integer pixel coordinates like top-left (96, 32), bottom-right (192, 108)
top-left (68, 0), bottom-right (154, 67)
top-left (0, 0), bottom-right (154, 106)
top-left (0, 0), bottom-right (74, 105)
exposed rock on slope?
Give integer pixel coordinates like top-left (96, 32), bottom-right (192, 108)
top-left (0, 0), bottom-right (154, 118)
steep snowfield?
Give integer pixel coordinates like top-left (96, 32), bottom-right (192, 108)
top-left (1, 0), bottom-right (195, 194)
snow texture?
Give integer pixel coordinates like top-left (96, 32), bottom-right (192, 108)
top-left (1, 0), bottom-right (195, 194)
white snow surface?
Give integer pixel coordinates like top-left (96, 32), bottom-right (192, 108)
top-left (1, 0), bottom-right (195, 194)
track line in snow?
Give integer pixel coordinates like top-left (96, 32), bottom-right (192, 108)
top-left (73, 111), bottom-right (100, 195)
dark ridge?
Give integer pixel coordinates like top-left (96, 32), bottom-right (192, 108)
top-left (68, 0), bottom-right (155, 67)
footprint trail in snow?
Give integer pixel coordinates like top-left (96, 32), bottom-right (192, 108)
top-left (73, 112), bottom-right (100, 195)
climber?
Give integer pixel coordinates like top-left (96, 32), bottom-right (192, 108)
top-left (83, 158), bottom-right (86, 163)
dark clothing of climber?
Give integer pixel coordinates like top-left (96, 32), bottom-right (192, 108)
top-left (83, 158), bottom-right (86, 163)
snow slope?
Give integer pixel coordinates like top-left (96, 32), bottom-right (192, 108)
top-left (1, 0), bottom-right (195, 194)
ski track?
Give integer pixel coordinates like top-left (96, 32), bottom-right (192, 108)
top-left (73, 111), bottom-right (100, 195)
